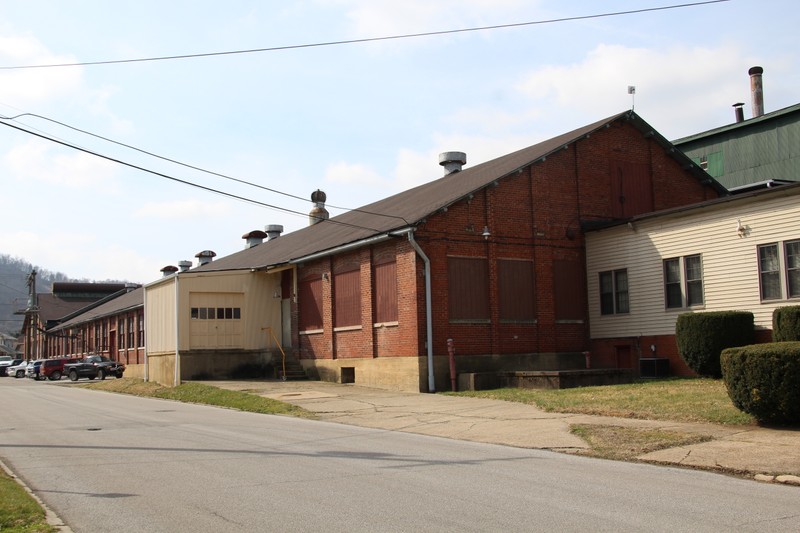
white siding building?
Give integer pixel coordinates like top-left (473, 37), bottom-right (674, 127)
top-left (585, 183), bottom-right (800, 375)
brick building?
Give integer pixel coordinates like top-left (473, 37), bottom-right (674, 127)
top-left (48, 286), bottom-right (145, 377)
top-left (147, 110), bottom-right (722, 391)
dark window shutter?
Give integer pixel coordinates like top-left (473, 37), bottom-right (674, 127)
top-left (554, 259), bottom-right (585, 320)
top-left (374, 261), bottom-right (398, 323)
top-left (448, 257), bottom-right (489, 320)
top-left (299, 277), bottom-right (323, 330)
top-left (498, 259), bottom-right (535, 320)
top-left (334, 269), bottom-right (361, 327)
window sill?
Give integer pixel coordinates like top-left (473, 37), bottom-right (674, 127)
top-left (500, 319), bottom-right (538, 325)
top-left (300, 329), bottom-right (323, 336)
top-left (373, 321), bottom-right (399, 328)
top-left (449, 319), bottom-right (491, 324)
top-left (555, 319), bottom-right (583, 324)
top-left (334, 325), bottom-right (362, 333)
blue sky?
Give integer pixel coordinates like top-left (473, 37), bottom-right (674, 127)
top-left (0, 0), bottom-right (797, 284)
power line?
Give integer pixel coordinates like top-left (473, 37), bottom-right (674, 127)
top-left (0, 1), bottom-right (730, 70)
top-left (0, 119), bottom-right (388, 234)
top-left (1, 112), bottom-right (411, 225)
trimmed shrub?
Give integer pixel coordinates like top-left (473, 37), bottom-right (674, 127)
top-left (773, 306), bottom-right (800, 342)
top-left (675, 311), bottom-right (754, 378)
top-left (721, 342), bottom-right (800, 424)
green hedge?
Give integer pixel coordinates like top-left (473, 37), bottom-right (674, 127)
top-left (721, 342), bottom-right (800, 424)
top-left (675, 311), bottom-right (754, 378)
top-left (773, 306), bottom-right (800, 342)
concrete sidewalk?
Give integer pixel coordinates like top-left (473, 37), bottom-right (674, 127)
top-left (208, 379), bottom-right (800, 485)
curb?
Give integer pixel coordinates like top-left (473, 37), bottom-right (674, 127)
top-left (0, 458), bottom-right (74, 532)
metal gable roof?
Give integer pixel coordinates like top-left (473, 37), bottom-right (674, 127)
top-left (194, 110), bottom-right (720, 273)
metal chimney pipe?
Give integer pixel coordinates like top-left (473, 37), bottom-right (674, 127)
top-left (160, 265), bottom-right (178, 277)
top-left (749, 66), bottom-right (764, 118)
top-left (439, 152), bottom-right (467, 175)
top-left (309, 190), bottom-right (329, 226)
top-left (242, 230), bottom-right (267, 249)
top-left (265, 224), bottom-right (284, 241)
top-left (733, 102), bottom-right (745, 123)
top-left (178, 260), bottom-right (193, 272)
top-left (195, 250), bottom-right (216, 266)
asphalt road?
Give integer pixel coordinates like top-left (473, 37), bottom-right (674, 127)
top-left (1, 378), bottom-right (798, 532)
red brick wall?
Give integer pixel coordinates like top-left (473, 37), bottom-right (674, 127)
top-left (296, 119), bottom-right (720, 375)
top-left (296, 240), bottom-right (420, 361)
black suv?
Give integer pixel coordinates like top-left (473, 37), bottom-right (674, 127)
top-left (64, 355), bottom-right (125, 381)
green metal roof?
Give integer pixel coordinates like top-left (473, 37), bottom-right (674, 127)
top-left (673, 103), bottom-right (800, 190)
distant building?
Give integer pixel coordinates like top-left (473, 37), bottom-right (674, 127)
top-left (18, 280), bottom-right (127, 360)
top-left (673, 67), bottom-right (799, 191)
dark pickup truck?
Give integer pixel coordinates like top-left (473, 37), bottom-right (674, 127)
top-left (64, 355), bottom-right (126, 381)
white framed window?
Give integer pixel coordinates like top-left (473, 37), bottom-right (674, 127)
top-left (663, 255), bottom-right (704, 309)
top-left (759, 240), bottom-right (800, 301)
top-left (599, 269), bottom-right (629, 315)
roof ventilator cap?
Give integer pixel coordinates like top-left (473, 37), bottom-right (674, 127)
top-left (439, 152), bottom-right (467, 175)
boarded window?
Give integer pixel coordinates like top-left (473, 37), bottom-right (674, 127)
top-left (498, 259), bottom-right (535, 321)
top-left (448, 257), bottom-right (489, 320)
top-left (334, 269), bottom-right (361, 327)
top-left (610, 160), bottom-right (653, 218)
top-left (374, 261), bottom-right (398, 323)
top-left (299, 277), bottom-right (323, 330)
top-left (553, 259), bottom-right (585, 320)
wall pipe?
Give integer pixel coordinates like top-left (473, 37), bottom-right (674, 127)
top-left (174, 273), bottom-right (180, 387)
top-left (402, 229), bottom-right (435, 393)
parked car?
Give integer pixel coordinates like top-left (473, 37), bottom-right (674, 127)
top-left (0, 357), bottom-right (23, 376)
top-left (64, 355), bottom-right (125, 381)
top-left (8, 360), bottom-right (29, 378)
top-left (40, 358), bottom-right (79, 381)
top-left (26, 359), bottom-right (45, 380)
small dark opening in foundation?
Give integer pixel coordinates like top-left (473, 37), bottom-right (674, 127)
top-left (341, 367), bottom-right (355, 384)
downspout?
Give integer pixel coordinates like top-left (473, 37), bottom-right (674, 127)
top-left (405, 230), bottom-right (435, 393)
top-left (174, 273), bottom-right (180, 387)
top-left (143, 287), bottom-right (148, 382)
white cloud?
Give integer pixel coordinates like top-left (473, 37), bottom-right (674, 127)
top-left (4, 139), bottom-right (119, 189)
top-left (135, 199), bottom-right (234, 220)
top-left (0, 34), bottom-right (83, 108)
top-left (515, 42), bottom-right (755, 138)
top-left (316, 0), bottom-right (536, 53)
top-left (324, 160), bottom-right (386, 187)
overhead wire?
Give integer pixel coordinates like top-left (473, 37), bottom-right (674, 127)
top-left (0, 111), bottom-right (412, 225)
top-left (0, 1), bottom-right (730, 70)
top-left (0, 119), bottom-right (388, 234)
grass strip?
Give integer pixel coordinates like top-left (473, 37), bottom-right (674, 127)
top-left (571, 424), bottom-right (713, 461)
top-left (83, 379), bottom-right (316, 419)
top-left (448, 378), bottom-right (754, 425)
top-left (0, 468), bottom-right (56, 533)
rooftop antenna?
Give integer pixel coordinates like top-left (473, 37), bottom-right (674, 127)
top-left (627, 85), bottom-right (636, 111)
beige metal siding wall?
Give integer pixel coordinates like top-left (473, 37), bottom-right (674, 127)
top-left (587, 191), bottom-right (800, 338)
top-left (178, 271), bottom-right (282, 350)
top-left (145, 279), bottom-right (177, 353)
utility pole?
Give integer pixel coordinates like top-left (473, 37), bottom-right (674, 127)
top-left (26, 270), bottom-right (38, 360)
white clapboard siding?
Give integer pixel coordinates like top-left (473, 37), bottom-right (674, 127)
top-left (587, 187), bottom-right (800, 338)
